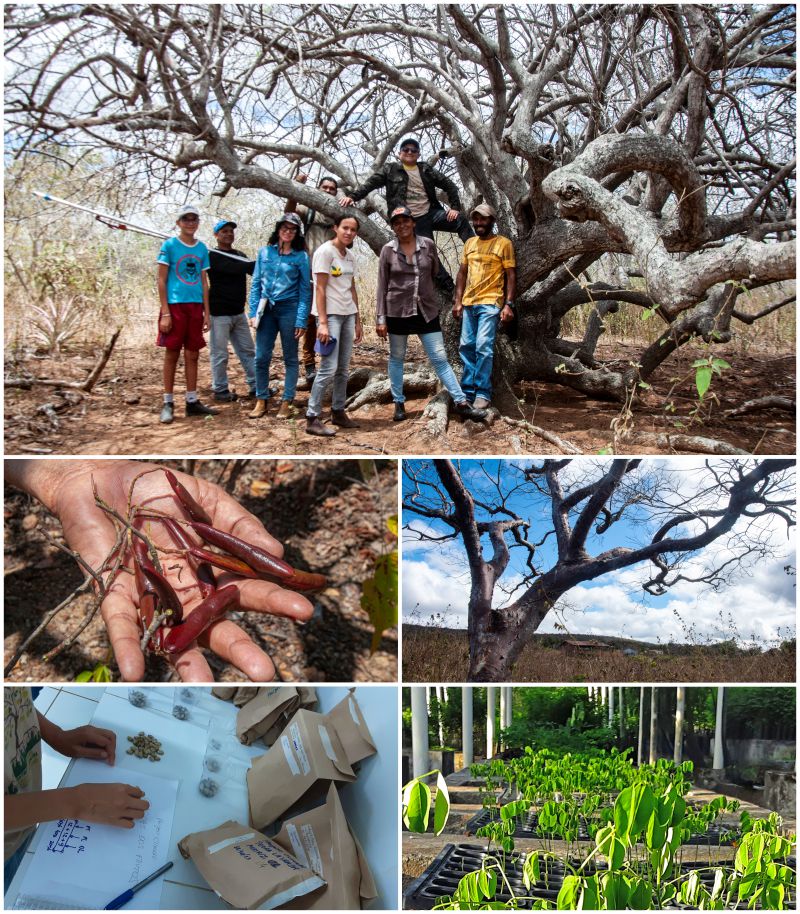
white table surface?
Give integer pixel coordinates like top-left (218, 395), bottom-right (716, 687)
top-left (5, 686), bottom-right (263, 910)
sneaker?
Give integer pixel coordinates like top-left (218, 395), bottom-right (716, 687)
top-left (185, 400), bottom-right (219, 417)
top-left (331, 409), bottom-right (359, 428)
top-left (454, 401), bottom-right (488, 421)
top-left (305, 415), bottom-right (337, 437)
top-left (159, 402), bottom-right (174, 424)
top-left (393, 402), bottom-right (407, 422)
top-left (214, 389), bottom-right (238, 403)
top-left (472, 396), bottom-right (491, 410)
top-left (276, 400), bottom-right (298, 419)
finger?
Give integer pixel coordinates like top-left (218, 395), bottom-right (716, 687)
top-left (125, 785), bottom-right (145, 799)
top-left (125, 796), bottom-right (150, 812)
top-left (200, 620), bottom-right (276, 682)
top-left (75, 745), bottom-right (112, 761)
top-left (217, 509), bottom-right (285, 560)
top-left (235, 579), bottom-right (315, 622)
top-left (101, 591), bottom-right (146, 682)
top-left (170, 646), bottom-right (215, 682)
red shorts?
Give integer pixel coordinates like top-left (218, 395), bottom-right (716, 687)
top-left (156, 302), bottom-right (206, 351)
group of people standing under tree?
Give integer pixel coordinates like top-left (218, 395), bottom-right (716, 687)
top-left (155, 137), bottom-right (517, 436)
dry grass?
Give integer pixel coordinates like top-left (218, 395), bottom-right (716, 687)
top-left (402, 625), bottom-right (796, 683)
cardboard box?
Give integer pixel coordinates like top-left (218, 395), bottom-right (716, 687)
top-left (274, 783), bottom-right (378, 910)
top-left (247, 709), bottom-right (355, 828)
top-left (177, 820), bottom-right (324, 910)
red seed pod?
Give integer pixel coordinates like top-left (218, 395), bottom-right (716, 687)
top-left (164, 469), bottom-right (213, 525)
top-left (185, 545), bottom-right (261, 579)
top-left (189, 522), bottom-right (294, 578)
top-left (141, 566), bottom-right (184, 626)
top-left (162, 585), bottom-right (240, 654)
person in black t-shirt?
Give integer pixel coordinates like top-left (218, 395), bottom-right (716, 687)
top-left (208, 220), bottom-right (257, 402)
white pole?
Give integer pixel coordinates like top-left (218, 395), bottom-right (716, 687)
top-left (506, 687), bottom-right (513, 729)
top-left (674, 687), bottom-right (685, 764)
top-left (637, 686), bottom-right (645, 766)
top-left (462, 687), bottom-right (474, 767)
top-left (411, 687), bottom-right (429, 778)
top-left (435, 686), bottom-right (445, 746)
top-left (649, 687), bottom-right (657, 765)
top-left (499, 688), bottom-right (507, 749)
top-left (487, 687), bottom-right (497, 760)
top-left (608, 686), bottom-right (615, 727)
top-left (713, 686), bottom-right (725, 770)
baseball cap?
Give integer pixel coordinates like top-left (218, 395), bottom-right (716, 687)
top-left (389, 206), bottom-right (414, 223)
top-left (177, 204), bottom-right (200, 219)
top-left (276, 212), bottom-right (303, 232)
top-left (399, 137), bottom-right (420, 151)
top-left (470, 203), bottom-right (496, 219)
top-left (213, 219), bottom-right (237, 233)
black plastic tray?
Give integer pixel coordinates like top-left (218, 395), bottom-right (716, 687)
top-left (466, 808), bottom-right (592, 840)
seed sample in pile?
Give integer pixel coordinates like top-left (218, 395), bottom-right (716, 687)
top-left (126, 732), bottom-right (164, 761)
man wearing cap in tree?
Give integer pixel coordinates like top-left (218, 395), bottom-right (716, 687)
top-left (453, 204), bottom-right (517, 411)
top-left (207, 220), bottom-right (258, 402)
top-left (156, 204), bottom-right (219, 423)
top-left (285, 172), bottom-right (339, 389)
top-left (339, 137), bottom-right (473, 292)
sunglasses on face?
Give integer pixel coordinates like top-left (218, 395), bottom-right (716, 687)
top-left (279, 225), bottom-right (298, 233)
top-left (401, 147), bottom-right (419, 153)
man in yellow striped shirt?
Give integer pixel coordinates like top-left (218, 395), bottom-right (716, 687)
top-left (453, 204), bottom-right (516, 409)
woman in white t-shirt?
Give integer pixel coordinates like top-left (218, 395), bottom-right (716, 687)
top-left (305, 214), bottom-right (363, 437)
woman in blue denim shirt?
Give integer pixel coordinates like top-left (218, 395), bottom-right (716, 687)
top-left (247, 213), bottom-right (311, 419)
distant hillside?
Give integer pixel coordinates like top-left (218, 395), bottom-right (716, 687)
top-left (402, 625), bottom-right (795, 683)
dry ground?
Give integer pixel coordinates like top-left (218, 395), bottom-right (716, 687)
top-left (4, 334), bottom-right (795, 456)
top-left (402, 625), bottom-right (796, 683)
top-left (4, 459), bottom-right (398, 683)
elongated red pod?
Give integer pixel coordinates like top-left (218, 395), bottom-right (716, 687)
top-left (141, 566), bottom-right (184, 626)
top-left (162, 585), bottom-right (240, 654)
top-left (260, 568), bottom-right (328, 593)
top-left (160, 517), bottom-right (217, 596)
top-left (186, 545), bottom-right (260, 579)
top-left (164, 469), bottom-right (213, 525)
top-left (189, 522), bottom-right (294, 578)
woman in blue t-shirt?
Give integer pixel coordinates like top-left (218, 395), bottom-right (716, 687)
top-left (247, 213), bottom-right (312, 419)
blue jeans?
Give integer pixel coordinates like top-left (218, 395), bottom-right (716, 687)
top-left (306, 313), bottom-right (356, 416)
top-left (459, 304), bottom-right (500, 402)
top-left (254, 301), bottom-right (299, 401)
top-left (389, 332), bottom-right (465, 404)
top-left (210, 313), bottom-right (256, 394)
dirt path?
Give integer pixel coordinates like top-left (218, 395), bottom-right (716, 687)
top-left (5, 338), bottom-right (795, 456)
top-left (4, 459), bottom-right (398, 683)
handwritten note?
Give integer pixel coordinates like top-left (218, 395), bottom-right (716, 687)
top-left (16, 759), bottom-right (178, 909)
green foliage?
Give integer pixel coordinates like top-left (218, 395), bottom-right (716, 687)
top-left (692, 356), bottom-right (731, 399)
top-left (402, 769), bottom-right (450, 836)
top-left (360, 515), bottom-right (398, 653)
top-left (75, 662), bottom-right (112, 683)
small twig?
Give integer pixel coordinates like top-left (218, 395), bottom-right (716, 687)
top-left (43, 593), bottom-right (105, 662)
top-left (140, 611), bottom-right (170, 652)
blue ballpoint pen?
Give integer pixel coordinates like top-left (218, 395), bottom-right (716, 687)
top-left (104, 860), bottom-right (174, 910)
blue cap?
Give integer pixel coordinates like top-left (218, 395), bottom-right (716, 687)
top-left (213, 219), bottom-right (237, 233)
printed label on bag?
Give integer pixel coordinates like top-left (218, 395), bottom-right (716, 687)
top-left (285, 824), bottom-right (310, 868)
top-left (289, 723), bottom-right (311, 775)
top-left (281, 734), bottom-right (301, 776)
top-left (301, 824), bottom-right (324, 877)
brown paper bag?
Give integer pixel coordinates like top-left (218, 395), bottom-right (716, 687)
top-left (211, 686), bottom-right (237, 701)
top-left (323, 688), bottom-right (378, 766)
top-left (274, 783), bottom-right (378, 910)
top-left (247, 709), bottom-right (356, 828)
top-left (237, 687), bottom-right (301, 745)
top-left (177, 819), bottom-right (325, 909)
top-left (233, 686), bottom-right (260, 707)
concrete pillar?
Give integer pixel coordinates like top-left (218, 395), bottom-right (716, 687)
top-left (435, 686), bottom-right (445, 746)
top-left (637, 687), bottom-right (645, 766)
top-left (499, 688), bottom-right (507, 749)
top-left (674, 687), bottom-right (685, 764)
top-left (462, 687), bottom-right (473, 767)
top-left (411, 687), bottom-right (429, 778)
top-left (618, 687), bottom-right (624, 740)
top-left (713, 686), bottom-right (725, 770)
top-left (649, 687), bottom-right (657, 765)
top-left (487, 686), bottom-right (497, 759)
top-left (608, 686), bottom-right (615, 726)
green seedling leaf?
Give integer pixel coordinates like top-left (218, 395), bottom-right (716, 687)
top-left (523, 851), bottom-right (541, 889)
top-left (386, 514), bottom-right (398, 537)
top-left (556, 875), bottom-right (580, 910)
top-left (402, 779), bottom-right (431, 833)
top-left (433, 771), bottom-right (450, 836)
top-left (361, 549), bottom-right (398, 653)
top-left (580, 874), bottom-right (601, 910)
top-left (695, 364), bottom-right (713, 399)
top-left (75, 671), bottom-right (93, 683)
top-left (595, 824), bottom-right (625, 871)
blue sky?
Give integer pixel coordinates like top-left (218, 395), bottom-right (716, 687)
top-left (402, 459), bottom-right (796, 648)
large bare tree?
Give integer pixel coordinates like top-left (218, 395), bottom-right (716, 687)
top-left (403, 458), bottom-right (795, 681)
top-left (4, 4), bottom-right (795, 410)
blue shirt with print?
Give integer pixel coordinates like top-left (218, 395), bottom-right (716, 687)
top-left (157, 237), bottom-right (210, 304)
top-left (247, 245), bottom-right (311, 328)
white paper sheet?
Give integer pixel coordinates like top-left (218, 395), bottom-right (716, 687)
top-left (16, 758), bottom-right (179, 910)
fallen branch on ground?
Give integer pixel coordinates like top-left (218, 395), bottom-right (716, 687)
top-left (3, 328), bottom-right (121, 392)
top-left (626, 432), bottom-right (748, 455)
top-left (500, 416), bottom-right (583, 454)
top-left (724, 396), bottom-right (795, 417)
top-left (346, 367), bottom-right (438, 411)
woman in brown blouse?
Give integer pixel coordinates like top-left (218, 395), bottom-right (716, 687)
top-left (375, 206), bottom-right (488, 422)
